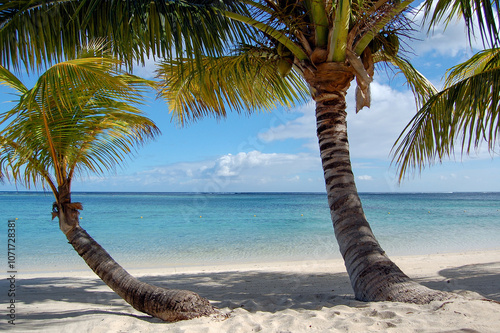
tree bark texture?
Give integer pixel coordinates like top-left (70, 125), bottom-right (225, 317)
top-left (58, 204), bottom-right (218, 321)
top-left (305, 63), bottom-right (450, 304)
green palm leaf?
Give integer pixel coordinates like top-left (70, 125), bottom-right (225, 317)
top-left (0, 64), bottom-right (27, 94)
top-left (375, 52), bottom-right (439, 108)
top-left (0, 0), bottom-right (249, 70)
top-left (421, 0), bottom-right (500, 46)
top-left (392, 47), bottom-right (500, 179)
top-left (156, 47), bottom-right (309, 125)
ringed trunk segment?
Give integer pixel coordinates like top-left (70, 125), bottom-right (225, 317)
top-left (65, 225), bottom-right (218, 321)
top-left (53, 202), bottom-right (81, 234)
top-left (305, 63), bottom-right (451, 303)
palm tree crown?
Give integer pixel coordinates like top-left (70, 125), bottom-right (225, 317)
top-left (157, 0), bottom-right (436, 122)
top-left (0, 44), bottom-right (160, 200)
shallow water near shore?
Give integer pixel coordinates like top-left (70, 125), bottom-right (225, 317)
top-left (1, 191), bottom-right (499, 273)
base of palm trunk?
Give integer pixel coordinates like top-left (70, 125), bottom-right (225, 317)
top-left (66, 226), bottom-right (219, 322)
top-left (349, 258), bottom-right (454, 304)
top-left (356, 280), bottom-right (454, 304)
top-left (140, 288), bottom-right (219, 322)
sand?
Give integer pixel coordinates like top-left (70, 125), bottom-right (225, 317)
top-left (3, 249), bottom-right (500, 332)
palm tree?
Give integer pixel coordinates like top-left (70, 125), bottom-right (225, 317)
top-left (393, 0), bottom-right (499, 177)
top-left (0, 46), bottom-right (218, 321)
top-left (156, 0), bottom-right (449, 303)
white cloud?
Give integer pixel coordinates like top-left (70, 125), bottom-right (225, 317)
top-left (412, 24), bottom-right (471, 57)
top-left (409, 2), bottom-right (483, 58)
top-left (132, 57), bottom-right (158, 79)
top-left (254, 79), bottom-right (497, 172)
top-left (258, 102), bottom-right (316, 143)
top-left (257, 81), bottom-right (419, 161)
top-left (347, 82), bottom-right (418, 159)
top-left (111, 150), bottom-right (325, 192)
top-left (358, 175), bottom-right (374, 181)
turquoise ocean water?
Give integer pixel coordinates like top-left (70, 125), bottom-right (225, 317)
top-left (1, 192), bottom-right (499, 273)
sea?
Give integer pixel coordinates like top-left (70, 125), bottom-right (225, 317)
top-left (1, 192), bottom-right (499, 273)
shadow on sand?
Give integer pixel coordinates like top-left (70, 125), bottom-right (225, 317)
top-left (418, 261), bottom-right (500, 302)
top-left (1, 260), bottom-right (498, 327)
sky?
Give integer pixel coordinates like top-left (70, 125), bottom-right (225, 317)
top-left (1, 4), bottom-right (499, 193)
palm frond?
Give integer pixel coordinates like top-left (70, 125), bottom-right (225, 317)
top-left (329, 0), bottom-right (351, 61)
top-left (0, 0), bottom-right (250, 71)
top-left (374, 51), bottom-right (438, 108)
top-left (0, 52), bottom-right (160, 194)
top-left (0, 64), bottom-right (28, 95)
top-left (352, 0), bottom-right (414, 56)
top-left (222, 9), bottom-right (309, 61)
top-left (309, 0), bottom-right (329, 48)
top-left (0, 135), bottom-right (58, 193)
top-left (445, 47), bottom-right (500, 84)
top-left (421, 0), bottom-right (500, 47)
top-left (392, 48), bottom-right (500, 180)
top-left (156, 48), bottom-right (309, 125)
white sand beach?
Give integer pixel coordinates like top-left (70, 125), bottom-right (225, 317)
top-left (5, 249), bottom-right (500, 332)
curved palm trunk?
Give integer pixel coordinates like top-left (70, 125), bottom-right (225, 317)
top-left (55, 201), bottom-right (218, 322)
top-left (306, 63), bottom-right (450, 303)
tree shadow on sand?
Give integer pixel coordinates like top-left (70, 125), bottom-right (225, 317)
top-left (2, 270), bottom-right (358, 325)
top-left (416, 261), bottom-right (500, 301)
top-left (2, 260), bottom-right (499, 326)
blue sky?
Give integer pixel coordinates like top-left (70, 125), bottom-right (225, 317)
top-left (1, 5), bottom-right (499, 193)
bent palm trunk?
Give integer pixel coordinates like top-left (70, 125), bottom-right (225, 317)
top-left (306, 63), bottom-right (450, 303)
top-left (55, 201), bottom-right (218, 322)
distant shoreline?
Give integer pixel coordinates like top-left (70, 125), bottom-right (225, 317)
top-left (2, 190), bottom-right (500, 194)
